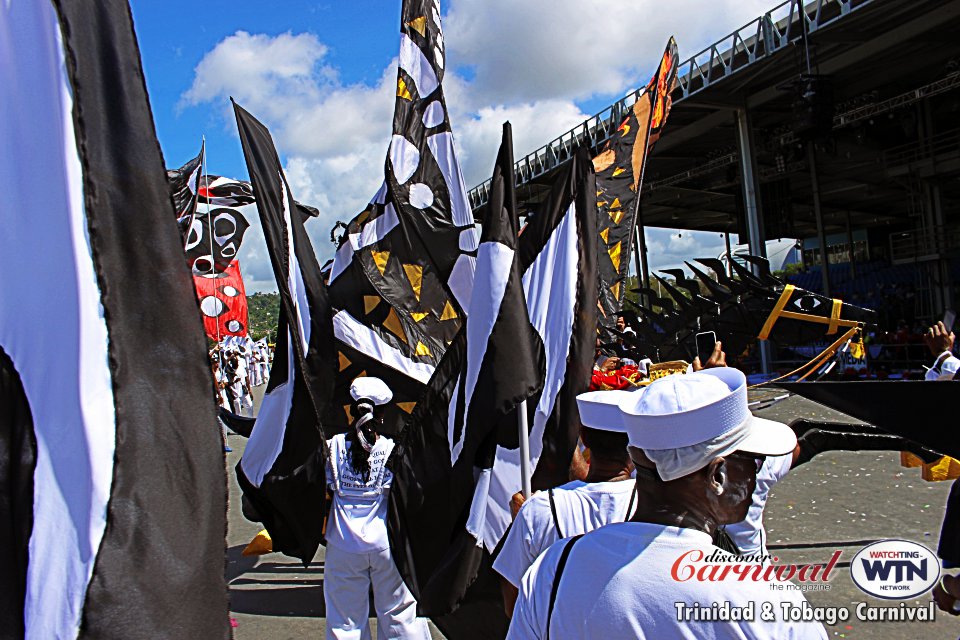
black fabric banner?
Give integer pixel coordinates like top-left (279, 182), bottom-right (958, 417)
top-left (233, 102), bottom-right (337, 564)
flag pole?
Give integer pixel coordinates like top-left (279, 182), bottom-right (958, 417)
top-left (518, 400), bottom-right (532, 499)
top-left (202, 136), bottom-right (223, 360)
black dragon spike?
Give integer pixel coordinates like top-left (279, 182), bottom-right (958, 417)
top-left (685, 261), bottom-right (733, 300)
top-left (739, 255), bottom-right (781, 286)
top-left (694, 258), bottom-right (739, 290)
top-left (653, 273), bottom-right (696, 312)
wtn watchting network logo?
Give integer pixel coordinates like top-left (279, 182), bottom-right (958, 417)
top-left (849, 540), bottom-right (940, 600)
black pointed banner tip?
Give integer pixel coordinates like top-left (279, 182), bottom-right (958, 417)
top-left (778, 380), bottom-right (960, 460)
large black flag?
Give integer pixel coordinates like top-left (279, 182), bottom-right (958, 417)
top-left (233, 102), bottom-right (337, 564)
top-left (389, 122), bottom-right (545, 618)
top-left (594, 38), bottom-right (678, 339)
top-left (0, 2), bottom-right (228, 637)
top-left (326, 0), bottom-right (478, 432)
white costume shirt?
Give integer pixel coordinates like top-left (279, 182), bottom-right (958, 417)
top-left (325, 433), bottom-right (394, 553)
top-left (925, 351), bottom-right (960, 381)
top-left (493, 479), bottom-right (636, 588)
top-left (725, 453), bottom-right (793, 557)
top-left (507, 522), bottom-right (828, 640)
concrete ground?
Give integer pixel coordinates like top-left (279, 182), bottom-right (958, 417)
top-left (224, 386), bottom-right (960, 639)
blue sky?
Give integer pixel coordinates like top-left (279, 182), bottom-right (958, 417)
top-left (131, 0), bottom-right (779, 291)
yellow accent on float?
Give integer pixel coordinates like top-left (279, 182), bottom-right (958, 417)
top-left (403, 264), bottom-right (424, 301)
top-left (608, 209), bottom-right (625, 225)
top-left (411, 312), bottom-right (429, 323)
top-left (363, 295), bottom-right (380, 315)
top-left (440, 300), bottom-right (458, 320)
top-left (397, 402), bottom-right (416, 414)
top-left (621, 122), bottom-right (631, 137)
top-left (242, 529), bottom-right (273, 556)
top-left (372, 250), bottom-right (390, 276)
top-left (900, 451), bottom-right (960, 482)
top-left (415, 341), bottom-right (432, 357)
top-left (608, 241), bottom-right (622, 272)
top-left (338, 352), bottom-right (351, 371)
top-left (407, 16), bottom-right (427, 37)
top-left (397, 77), bottom-right (412, 101)
top-left (383, 308), bottom-right (407, 343)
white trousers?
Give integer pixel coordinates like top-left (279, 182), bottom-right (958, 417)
top-left (324, 544), bottom-right (431, 640)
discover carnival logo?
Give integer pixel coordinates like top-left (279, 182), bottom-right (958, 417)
top-left (849, 539), bottom-right (940, 599)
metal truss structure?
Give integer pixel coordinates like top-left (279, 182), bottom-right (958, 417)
top-left (466, 0), bottom-right (876, 212)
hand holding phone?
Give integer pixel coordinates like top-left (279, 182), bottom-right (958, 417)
top-left (695, 331), bottom-right (717, 363)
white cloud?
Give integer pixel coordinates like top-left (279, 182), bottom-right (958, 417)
top-left (180, 0), bottom-right (785, 293)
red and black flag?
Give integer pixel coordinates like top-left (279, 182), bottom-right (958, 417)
top-left (326, 0), bottom-right (478, 433)
top-left (389, 123), bottom-right (545, 618)
top-left (167, 141), bottom-right (204, 245)
top-left (194, 258), bottom-right (250, 339)
top-left (233, 102), bottom-right (337, 564)
top-left (0, 1), bottom-right (228, 637)
top-left (594, 37), bottom-right (678, 338)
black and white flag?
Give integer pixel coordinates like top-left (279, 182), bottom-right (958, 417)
top-left (184, 174), bottom-right (253, 276)
top-left (481, 144), bottom-right (599, 552)
top-left (167, 141), bottom-right (204, 244)
top-left (0, 1), bottom-right (228, 637)
top-left (233, 102), bottom-right (337, 564)
top-left (326, 0), bottom-right (478, 432)
top-left (389, 123), bottom-right (545, 617)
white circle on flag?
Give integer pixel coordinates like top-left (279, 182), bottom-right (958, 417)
top-left (221, 286), bottom-right (239, 297)
top-left (389, 135), bottom-right (420, 184)
top-left (408, 183), bottom-right (435, 209)
top-left (200, 296), bottom-right (225, 317)
top-left (422, 101), bottom-right (445, 128)
top-left (226, 320), bottom-right (243, 333)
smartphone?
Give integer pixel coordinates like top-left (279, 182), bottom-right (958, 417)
top-left (944, 310), bottom-right (956, 333)
top-left (696, 331), bottom-right (717, 362)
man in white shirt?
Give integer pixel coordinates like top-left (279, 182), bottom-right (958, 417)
top-left (924, 320), bottom-right (959, 380)
top-left (507, 368), bottom-right (828, 640)
top-left (493, 422), bottom-right (636, 615)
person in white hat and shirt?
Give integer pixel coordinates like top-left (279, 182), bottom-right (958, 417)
top-left (324, 377), bottom-right (431, 640)
top-left (492, 422), bottom-right (637, 616)
top-left (506, 368), bottom-right (828, 640)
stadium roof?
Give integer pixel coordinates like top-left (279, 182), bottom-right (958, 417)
top-left (468, 0), bottom-right (960, 242)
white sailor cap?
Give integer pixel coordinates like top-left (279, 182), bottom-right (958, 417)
top-left (577, 368), bottom-right (797, 481)
top-left (349, 377), bottom-right (393, 406)
top-left (575, 389), bottom-right (640, 432)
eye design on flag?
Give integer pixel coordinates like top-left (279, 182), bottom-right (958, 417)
top-left (793, 294), bottom-right (823, 312)
top-left (199, 295), bottom-right (226, 317)
top-left (184, 219), bottom-right (203, 251)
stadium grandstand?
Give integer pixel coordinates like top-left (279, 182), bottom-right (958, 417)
top-left (469, 0), bottom-right (960, 376)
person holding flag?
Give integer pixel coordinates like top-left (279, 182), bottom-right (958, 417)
top-left (324, 377), bottom-right (431, 640)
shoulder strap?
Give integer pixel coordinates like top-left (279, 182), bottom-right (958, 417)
top-left (623, 484), bottom-right (638, 522)
top-left (546, 533), bottom-right (584, 640)
top-left (548, 488), bottom-right (563, 539)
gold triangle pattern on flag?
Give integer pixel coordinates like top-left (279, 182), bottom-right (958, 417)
top-left (620, 122), bottom-right (632, 137)
top-left (600, 228), bottom-right (610, 244)
top-left (414, 341), bottom-right (432, 357)
top-left (396, 401), bottom-right (416, 414)
top-left (406, 16), bottom-right (427, 37)
top-left (363, 295), bottom-right (380, 315)
top-left (411, 312), bottom-right (429, 323)
top-left (372, 250), bottom-right (390, 276)
top-left (611, 282), bottom-right (621, 300)
top-left (382, 308), bottom-right (407, 343)
top-left (397, 77), bottom-right (412, 101)
top-left (440, 300), bottom-right (458, 321)
top-left (608, 209), bottom-right (625, 225)
top-left (612, 167), bottom-right (625, 177)
top-left (611, 197), bottom-right (621, 209)
top-left (608, 241), bottom-right (622, 272)
top-left (338, 352), bottom-right (351, 372)
top-left (403, 263), bottom-right (423, 301)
